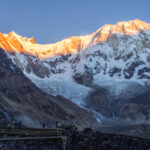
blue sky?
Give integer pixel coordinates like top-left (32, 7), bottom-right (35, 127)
top-left (0, 0), bottom-right (149, 44)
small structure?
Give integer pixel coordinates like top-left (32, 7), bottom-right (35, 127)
top-left (0, 128), bottom-right (66, 150)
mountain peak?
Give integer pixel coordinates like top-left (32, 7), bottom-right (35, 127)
top-left (29, 37), bottom-right (36, 44)
top-left (8, 31), bottom-right (18, 36)
top-left (0, 19), bottom-right (150, 59)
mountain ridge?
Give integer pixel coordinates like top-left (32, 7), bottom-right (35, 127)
top-left (0, 19), bottom-right (150, 59)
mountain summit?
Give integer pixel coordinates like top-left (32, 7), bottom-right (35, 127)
top-left (0, 19), bottom-right (150, 59)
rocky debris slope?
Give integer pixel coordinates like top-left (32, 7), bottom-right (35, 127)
top-left (0, 48), bottom-right (99, 129)
top-left (85, 85), bottom-right (150, 123)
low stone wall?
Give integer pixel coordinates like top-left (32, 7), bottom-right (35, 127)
top-left (0, 128), bottom-right (66, 150)
top-left (0, 138), bottom-right (64, 150)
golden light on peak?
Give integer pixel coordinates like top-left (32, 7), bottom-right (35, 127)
top-left (0, 19), bottom-right (150, 59)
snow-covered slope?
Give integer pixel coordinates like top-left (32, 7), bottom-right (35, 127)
top-left (2, 20), bottom-right (150, 95)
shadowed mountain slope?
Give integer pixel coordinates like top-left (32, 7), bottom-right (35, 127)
top-left (0, 48), bottom-right (98, 129)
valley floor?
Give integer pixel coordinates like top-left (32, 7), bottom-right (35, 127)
top-left (65, 126), bottom-right (150, 150)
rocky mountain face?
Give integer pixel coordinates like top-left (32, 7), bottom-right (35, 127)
top-left (0, 19), bottom-right (150, 125)
top-left (0, 48), bottom-right (99, 129)
top-left (86, 86), bottom-right (150, 124)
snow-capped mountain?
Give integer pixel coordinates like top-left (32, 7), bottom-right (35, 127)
top-left (0, 19), bottom-right (150, 59)
top-left (1, 19), bottom-right (150, 124)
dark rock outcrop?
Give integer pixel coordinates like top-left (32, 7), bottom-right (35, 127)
top-left (119, 92), bottom-right (150, 122)
top-left (86, 84), bottom-right (150, 123)
top-left (73, 70), bottom-right (93, 86)
top-left (85, 88), bottom-right (109, 116)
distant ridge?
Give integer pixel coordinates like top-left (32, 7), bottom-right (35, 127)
top-left (0, 19), bottom-right (150, 59)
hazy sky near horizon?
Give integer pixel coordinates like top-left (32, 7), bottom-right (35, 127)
top-left (0, 0), bottom-right (149, 44)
